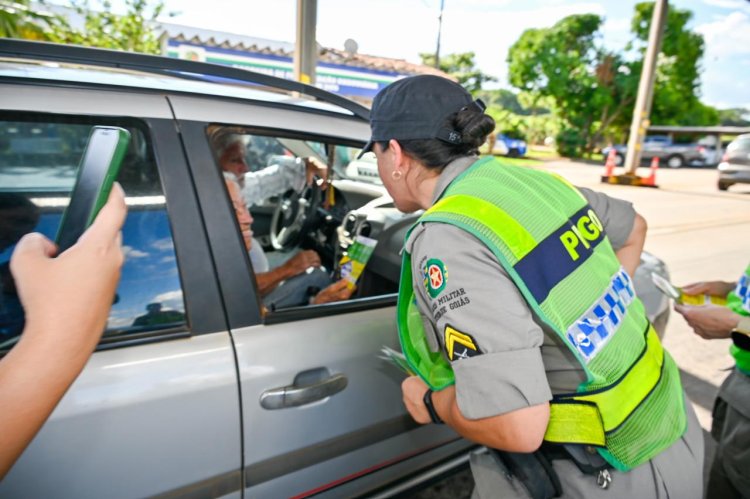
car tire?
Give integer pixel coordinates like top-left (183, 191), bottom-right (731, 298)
top-left (614, 153), bottom-right (625, 166)
top-left (718, 181), bottom-right (731, 191)
top-left (665, 154), bottom-right (685, 168)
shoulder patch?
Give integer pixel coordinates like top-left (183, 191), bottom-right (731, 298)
top-left (423, 258), bottom-right (448, 299)
top-left (444, 325), bottom-right (481, 361)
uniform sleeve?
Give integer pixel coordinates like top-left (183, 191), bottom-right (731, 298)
top-left (578, 187), bottom-right (636, 251)
top-left (241, 157), bottom-right (306, 207)
top-left (409, 223), bottom-right (552, 419)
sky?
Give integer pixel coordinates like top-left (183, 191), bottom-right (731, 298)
top-left (59, 0), bottom-right (750, 110)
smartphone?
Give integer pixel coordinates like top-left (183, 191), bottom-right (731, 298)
top-left (55, 126), bottom-right (130, 253)
top-left (651, 272), bottom-right (681, 301)
top-left (651, 271), bottom-right (728, 306)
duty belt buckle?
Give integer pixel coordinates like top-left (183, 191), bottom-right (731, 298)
top-left (597, 468), bottom-right (612, 489)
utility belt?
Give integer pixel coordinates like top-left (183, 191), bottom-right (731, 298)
top-left (490, 444), bottom-right (612, 499)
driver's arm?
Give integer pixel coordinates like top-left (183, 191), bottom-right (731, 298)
top-left (241, 157), bottom-right (326, 207)
top-left (255, 250), bottom-right (321, 296)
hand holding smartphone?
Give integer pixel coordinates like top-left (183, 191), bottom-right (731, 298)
top-left (55, 126), bottom-right (130, 253)
top-left (651, 272), bottom-right (727, 306)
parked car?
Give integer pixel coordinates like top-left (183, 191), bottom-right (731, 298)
top-left (484, 133), bottom-right (527, 157)
top-left (718, 133), bottom-right (750, 191)
top-left (602, 135), bottom-right (705, 168)
top-left (0, 40), bottom-right (672, 498)
top-left (497, 133), bottom-right (527, 157)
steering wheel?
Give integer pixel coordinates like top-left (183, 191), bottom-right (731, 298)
top-left (269, 180), bottom-right (323, 251)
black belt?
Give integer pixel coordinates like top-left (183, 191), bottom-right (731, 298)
top-left (490, 444), bottom-right (613, 499)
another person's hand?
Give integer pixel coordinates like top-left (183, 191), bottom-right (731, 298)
top-left (680, 280), bottom-right (735, 298)
top-left (281, 250), bottom-right (321, 277)
top-left (674, 303), bottom-right (741, 340)
top-left (11, 184), bottom-right (127, 352)
top-left (311, 279), bottom-right (354, 305)
top-left (301, 157), bottom-right (328, 186)
top-left (401, 376), bottom-right (431, 424)
top-left (0, 185), bottom-right (126, 480)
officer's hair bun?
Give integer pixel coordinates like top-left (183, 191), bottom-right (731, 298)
top-left (453, 107), bottom-right (496, 149)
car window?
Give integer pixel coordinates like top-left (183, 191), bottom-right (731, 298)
top-left (728, 137), bottom-right (750, 153)
top-left (0, 115), bottom-right (186, 351)
top-left (207, 125), bottom-right (400, 315)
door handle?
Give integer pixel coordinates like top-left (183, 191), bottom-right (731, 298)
top-left (260, 373), bottom-right (348, 410)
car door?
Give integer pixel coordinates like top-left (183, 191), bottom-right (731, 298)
top-left (171, 94), bottom-right (471, 498)
top-left (0, 84), bottom-right (242, 498)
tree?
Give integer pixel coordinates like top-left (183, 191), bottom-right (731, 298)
top-left (718, 108), bottom-right (750, 127)
top-left (507, 14), bottom-right (638, 156)
top-left (507, 2), bottom-right (718, 157)
top-left (1, 0), bottom-right (167, 54)
top-left (629, 3), bottom-right (716, 126)
top-left (420, 51), bottom-right (496, 94)
top-left (45, 0), bottom-right (166, 54)
top-left (0, 0), bottom-right (66, 40)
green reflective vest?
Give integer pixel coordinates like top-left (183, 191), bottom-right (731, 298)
top-left (397, 157), bottom-right (686, 471)
top-left (728, 263), bottom-right (750, 374)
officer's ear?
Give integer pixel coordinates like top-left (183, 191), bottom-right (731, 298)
top-left (389, 139), bottom-right (410, 171)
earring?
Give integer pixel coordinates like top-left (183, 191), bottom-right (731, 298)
top-left (391, 170), bottom-right (403, 181)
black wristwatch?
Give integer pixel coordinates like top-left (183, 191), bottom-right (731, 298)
top-left (423, 389), bottom-right (444, 425)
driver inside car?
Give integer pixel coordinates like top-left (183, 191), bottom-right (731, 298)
top-left (210, 128), bottom-right (354, 310)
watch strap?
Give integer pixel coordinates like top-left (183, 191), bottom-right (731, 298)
top-left (423, 389), bottom-right (444, 425)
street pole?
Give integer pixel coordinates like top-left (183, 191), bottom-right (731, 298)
top-left (624, 0), bottom-right (668, 175)
top-left (293, 0), bottom-right (317, 85)
top-left (434, 0), bottom-right (444, 69)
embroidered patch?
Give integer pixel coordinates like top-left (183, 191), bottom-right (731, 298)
top-left (444, 325), bottom-right (480, 361)
top-left (423, 259), bottom-right (448, 299)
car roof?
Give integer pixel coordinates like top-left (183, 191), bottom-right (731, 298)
top-left (0, 40), bottom-right (372, 121)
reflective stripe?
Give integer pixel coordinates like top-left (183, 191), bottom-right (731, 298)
top-left (735, 274), bottom-right (750, 313)
top-left (565, 269), bottom-right (635, 363)
top-left (555, 326), bottom-right (663, 432)
top-left (426, 195), bottom-right (537, 260)
top-left (544, 402), bottom-right (606, 446)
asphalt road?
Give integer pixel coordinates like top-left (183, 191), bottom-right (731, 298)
top-left (414, 159), bottom-right (750, 498)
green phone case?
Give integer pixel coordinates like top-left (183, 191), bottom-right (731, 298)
top-left (55, 126), bottom-right (131, 247)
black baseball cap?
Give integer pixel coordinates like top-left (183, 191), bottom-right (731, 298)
top-left (358, 75), bottom-right (485, 159)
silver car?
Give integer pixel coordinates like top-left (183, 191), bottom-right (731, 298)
top-left (718, 134), bottom-right (750, 191)
top-left (0, 40), bottom-right (671, 498)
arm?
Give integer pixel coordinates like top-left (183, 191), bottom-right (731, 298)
top-left (680, 280), bottom-right (736, 297)
top-left (403, 224), bottom-right (553, 453)
top-left (242, 156), bottom-right (328, 207)
top-left (402, 377), bottom-right (549, 452)
top-left (255, 249), bottom-right (321, 296)
top-left (615, 213), bottom-right (647, 277)
top-left (673, 303), bottom-right (742, 340)
top-left (0, 186), bottom-right (126, 479)
top-left (311, 279), bottom-right (355, 305)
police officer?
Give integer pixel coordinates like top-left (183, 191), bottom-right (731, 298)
top-left (675, 267), bottom-right (750, 499)
top-left (360, 75), bottom-right (703, 498)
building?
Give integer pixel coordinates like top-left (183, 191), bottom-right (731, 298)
top-left (161, 23), bottom-right (453, 105)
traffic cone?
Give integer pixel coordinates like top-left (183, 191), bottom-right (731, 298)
top-left (642, 157), bottom-right (659, 187)
top-left (601, 148), bottom-right (616, 182)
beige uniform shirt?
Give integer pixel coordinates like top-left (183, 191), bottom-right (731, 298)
top-left (405, 156), bottom-right (703, 498)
